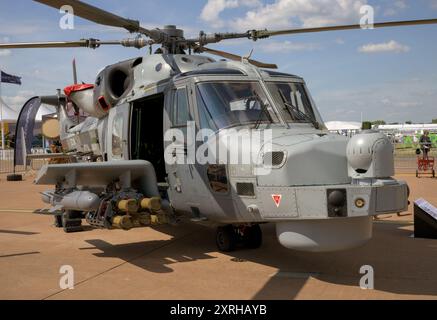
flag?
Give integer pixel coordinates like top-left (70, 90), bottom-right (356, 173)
top-left (14, 97), bottom-right (41, 166)
top-left (1, 70), bottom-right (22, 85)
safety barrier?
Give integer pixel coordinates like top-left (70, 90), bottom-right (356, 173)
top-left (394, 147), bottom-right (436, 174)
top-left (0, 148), bottom-right (48, 174)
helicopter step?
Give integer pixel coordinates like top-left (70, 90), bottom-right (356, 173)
top-left (189, 207), bottom-right (209, 223)
top-left (190, 217), bottom-right (209, 223)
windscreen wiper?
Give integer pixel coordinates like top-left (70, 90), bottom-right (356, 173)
top-left (278, 90), bottom-right (319, 129)
top-left (252, 91), bottom-right (274, 129)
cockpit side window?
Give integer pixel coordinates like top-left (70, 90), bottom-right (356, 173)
top-left (196, 89), bottom-right (218, 132)
top-left (172, 88), bottom-right (190, 127)
top-left (267, 82), bottom-right (317, 124)
top-left (111, 113), bottom-right (124, 159)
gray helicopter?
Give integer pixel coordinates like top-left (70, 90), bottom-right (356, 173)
top-left (2, 0), bottom-right (436, 253)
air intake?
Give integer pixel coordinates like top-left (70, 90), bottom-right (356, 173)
top-left (264, 151), bottom-right (285, 167)
top-left (236, 183), bottom-right (255, 196)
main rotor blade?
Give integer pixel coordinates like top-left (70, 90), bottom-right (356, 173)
top-left (201, 47), bottom-right (278, 69)
top-left (249, 18), bottom-right (437, 40)
top-left (194, 18), bottom-right (437, 45)
top-left (34, 0), bottom-right (150, 35)
top-left (0, 39), bottom-right (120, 49)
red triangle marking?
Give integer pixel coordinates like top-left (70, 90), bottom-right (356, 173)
top-left (272, 194), bottom-right (282, 208)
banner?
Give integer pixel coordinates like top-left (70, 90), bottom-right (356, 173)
top-left (14, 97), bottom-right (42, 166)
top-left (0, 70), bottom-right (22, 85)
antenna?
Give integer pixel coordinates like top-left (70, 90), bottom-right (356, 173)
top-left (72, 58), bottom-right (78, 84)
top-left (242, 49), bottom-right (254, 64)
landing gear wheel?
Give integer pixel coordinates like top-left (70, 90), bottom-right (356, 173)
top-left (244, 225), bottom-right (263, 249)
top-left (416, 170), bottom-right (419, 178)
top-left (216, 225), bottom-right (237, 252)
top-left (7, 174), bottom-right (22, 181)
top-left (433, 169), bottom-right (435, 178)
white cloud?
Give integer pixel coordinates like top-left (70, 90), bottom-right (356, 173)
top-left (0, 37), bottom-right (11, 56)
top-left (384, 0), bottom-right (408, 16)
top-left (0, 49), bottom-right (11, 57)
top-left (200, 0), bottom-right (261, 28)
top-left (335, 38), bottom-right (345, 45)
top-left (358, 40), bottom-right (410, 53)
top-left (259, 40), bottom-right (320, 53)
top-left (0, 23), bottom-right (46, 36)
top-left (201, 0), bottom-right (368, 30)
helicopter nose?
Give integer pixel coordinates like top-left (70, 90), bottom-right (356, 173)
top-left (257, 134), bottom-right (350, 187)
top-left (254, 134), bottom-right (372, 252)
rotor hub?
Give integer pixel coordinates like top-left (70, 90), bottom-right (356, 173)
top-left (162, 25), bottom-right (184, 39)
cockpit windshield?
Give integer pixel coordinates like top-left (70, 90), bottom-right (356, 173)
top-left (195, 81), bottom-right (279, 131)
top-left (267, 82), bottom-right (318, 126)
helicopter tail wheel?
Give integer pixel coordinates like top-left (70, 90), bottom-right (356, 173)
top-left (216, 225), bottom-right (237, 252)
top-left (243, 224), bottom-right (263, 249)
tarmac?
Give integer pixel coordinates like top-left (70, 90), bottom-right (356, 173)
top-left (0, 172), bottom-right (436, 300)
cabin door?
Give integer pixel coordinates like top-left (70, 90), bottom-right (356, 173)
top-left (164, 84), bottom-right (197, 212)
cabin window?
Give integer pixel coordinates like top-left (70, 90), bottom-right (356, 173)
top-left (172, 88), bottom-right (190, 127)
top-left (112, 114), bottom-right (124, 158)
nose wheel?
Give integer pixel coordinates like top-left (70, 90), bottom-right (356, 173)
top-left (215, 224), bottom-right (262, 252)
top-left (243, 224), bottom-right (263, 249)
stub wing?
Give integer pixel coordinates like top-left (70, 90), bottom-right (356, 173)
top-left (35, 160), bottom-right (160, 197)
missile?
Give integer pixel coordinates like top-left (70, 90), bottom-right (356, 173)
top-left (112, 215), bottom-right (133, 230)
top-left (117, 199), bottom-right (139, 213)
top-left (140, 197), bottom-right (162, 212)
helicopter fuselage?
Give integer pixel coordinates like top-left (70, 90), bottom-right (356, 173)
top-left (36, 54), bottom-right (408, 252)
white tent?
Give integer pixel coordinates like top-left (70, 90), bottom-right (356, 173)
top-left (1, 97), bottom-right (56, 149)
top-left (36, 104), bottom-right (56, 121)
top-left (0, 98), bottom-right (56, 122)
top-left (0, 97), bottom-right (19, 121)
top-left (325, 121), bottom-right (362, 131)
top-left (376, 123), bottom-right (437, 133)
top-left (0, 96), bottom-right (19, 148)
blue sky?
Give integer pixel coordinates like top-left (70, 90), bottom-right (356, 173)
top-left (0, 0), bottom-right (436, 123)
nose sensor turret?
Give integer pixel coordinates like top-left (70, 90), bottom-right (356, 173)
top-left (347, 131), bottom-right (395, 179)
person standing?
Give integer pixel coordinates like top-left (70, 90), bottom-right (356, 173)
top-left (419, 130), bottom-right (432, 160)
